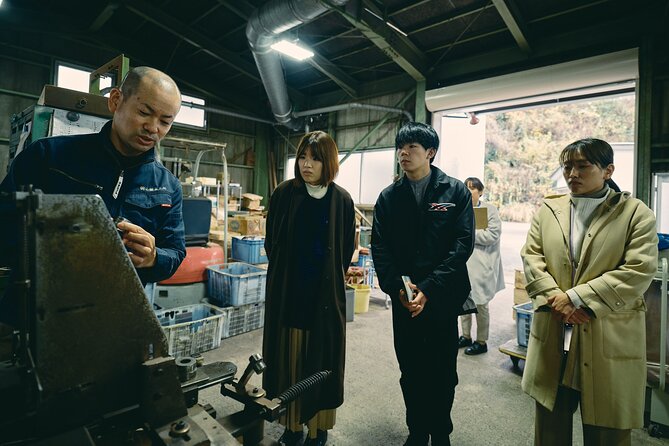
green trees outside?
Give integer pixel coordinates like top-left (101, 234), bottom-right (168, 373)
top-left (484, 95), bottom-right (635, 222)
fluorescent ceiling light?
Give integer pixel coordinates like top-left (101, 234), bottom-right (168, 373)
top-left (271, 40), bottom-right (314, 61)
top-left (364, 7), bottom-right (408, 36)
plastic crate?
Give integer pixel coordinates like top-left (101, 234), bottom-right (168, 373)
top-left (155, 304), bottom-right (225, 357)
top-left (207, 262), bottom-right (267, 306)
top-left (232, 237), bottom-right (268, 264)
top-left (222, 302), bottom-right (266, 338)
top-left (514, 302), bottom-right (534, 347)
top-left (153, 282), bottom-right (206, 309)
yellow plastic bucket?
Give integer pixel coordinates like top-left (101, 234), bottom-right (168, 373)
top-left (351, 284), bottom-right (371, 313)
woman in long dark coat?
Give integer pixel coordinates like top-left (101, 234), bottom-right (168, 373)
top-left (263, 131), bottom-right (356, 446)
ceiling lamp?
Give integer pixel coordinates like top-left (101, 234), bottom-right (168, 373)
top-left (468, 112), bottom-right (480, 125)
top-left (271, 40), bottom-right (314, 61)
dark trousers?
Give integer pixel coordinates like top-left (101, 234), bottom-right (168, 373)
top-left (392, 305), bottom-right (459, 441)
top-left (535, 386), bottom-right (631, 446)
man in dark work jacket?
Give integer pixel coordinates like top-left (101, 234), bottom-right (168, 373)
top-left (372, 122), bottom-right (474, 446)
top-left (0, 66), bottom-right (186, 325)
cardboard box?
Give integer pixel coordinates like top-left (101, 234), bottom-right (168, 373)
top-left (38, 85), bottom-right (112, 118)
top-left (228, 216), bottom-right (263, 235)
top-left (242, 193), bottom-right (263, 210)
top-left (514, 269), bottom-right (526, 289)
top-left (474, 207), bottom-right (488, 230)
top-left (513, 287), bottom-right (530, 305)
top-left (196, 176), bottom-right (217, 186)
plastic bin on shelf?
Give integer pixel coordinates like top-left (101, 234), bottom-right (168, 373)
top-left (155, 303), bottom-right (225, 358)
top-left (514, 302), bottom-right (534, 347)
top-left (207, 262), bottom-right (267, 306)
top-left (232, 237), bottom-right (268, 264)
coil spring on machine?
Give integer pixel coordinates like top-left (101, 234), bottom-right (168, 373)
top-left (277, 370), bottom-right (331, 404)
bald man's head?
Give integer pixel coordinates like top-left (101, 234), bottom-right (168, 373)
top-left (108, 67), bottom-right (182, 157)
top-left (120, 66), bottom-right (181, 100)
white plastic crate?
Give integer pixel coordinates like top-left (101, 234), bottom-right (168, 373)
top-left (207, 262), bottom-right (267, 306)
top-left (155, 303), bottom-right (225, 357)
top-left (222, 302), bottom-right (265, 338)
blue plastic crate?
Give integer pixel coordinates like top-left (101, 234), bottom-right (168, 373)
top-left (155, 303), bottom-right (225, 357)
top-left (206, 262), bottom-right (267, 306)
top-left (514, 302), bottom-right (534, 347)
top-left (232, 237), bottom-right (268, 264)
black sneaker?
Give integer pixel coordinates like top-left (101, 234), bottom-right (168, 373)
top-left (464, 341), bottom-right (488, 355)
top-left (457, 336), bottom-right (472, 348)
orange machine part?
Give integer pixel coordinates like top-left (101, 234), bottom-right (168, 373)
top-left (159, 243), bottom-right (225, 285)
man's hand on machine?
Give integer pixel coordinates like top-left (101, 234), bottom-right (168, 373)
top-left (399, 285), bottom-right (427, 318)
top-left (117, 220), bottom-right (157, 268)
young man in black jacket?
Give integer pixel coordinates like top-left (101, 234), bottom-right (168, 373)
top-left (372, 122), bottom-right (475, 446)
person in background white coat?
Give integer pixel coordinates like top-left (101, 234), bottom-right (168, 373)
top-left (458, 177), bottom-right (505, 355)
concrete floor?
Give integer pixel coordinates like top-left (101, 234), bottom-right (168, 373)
top-left (199, 222), bottom-right (669, 445)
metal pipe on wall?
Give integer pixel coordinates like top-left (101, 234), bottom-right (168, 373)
top-left (293, 102), bottom-right (413, 121)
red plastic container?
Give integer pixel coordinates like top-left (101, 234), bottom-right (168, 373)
top-left (159, 243), bottom-right (225, 285)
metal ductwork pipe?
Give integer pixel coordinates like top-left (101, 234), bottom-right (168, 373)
top-left (293, 102), bottom-right (414, 121)
top-left (246, 0), bottom-right (349, 130)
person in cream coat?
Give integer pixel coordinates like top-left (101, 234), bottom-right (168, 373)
top-left (521, 138), bottom-right (658, 446)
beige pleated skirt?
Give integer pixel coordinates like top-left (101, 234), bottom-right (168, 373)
top-left (279, 327), bottom-right (336, 438)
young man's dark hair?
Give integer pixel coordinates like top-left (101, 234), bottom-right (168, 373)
top-left (395, 122), bottom-right (440, 163)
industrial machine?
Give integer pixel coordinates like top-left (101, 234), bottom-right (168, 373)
top-left (0, 190), bottom-right (328, 445)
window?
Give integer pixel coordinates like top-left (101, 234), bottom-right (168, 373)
top-left (285, 148), bottom-right (396, 205)
top-left (176, 95), bottom-right (206, 129)
top-left (54, 62), bottom-right (206, 128)
top-left (56, 63), bottom-right (111, 94)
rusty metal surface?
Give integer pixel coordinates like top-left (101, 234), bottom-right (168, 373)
top-left (140, 357), bottom-right (187, 427)
top-left (157, 405), bottom-right (240, 445)
top-left (33, 194), bottom-right (169, 414)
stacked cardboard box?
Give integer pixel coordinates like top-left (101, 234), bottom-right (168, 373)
top-left (513, 269), bottom-right (530, 319)
top-left (228, 215), bottom-right (265, 236)
top-left (242, 193), bottom-right (263, 211)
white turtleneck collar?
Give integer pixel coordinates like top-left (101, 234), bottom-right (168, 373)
top-left (305, 182), bottom-right (328, 199)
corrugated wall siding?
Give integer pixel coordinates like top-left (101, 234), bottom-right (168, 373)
top-left (272, 91), bottom-right (410, 185)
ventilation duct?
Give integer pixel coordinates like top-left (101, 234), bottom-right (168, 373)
top-left (246, 0), bottom-right (349, 130)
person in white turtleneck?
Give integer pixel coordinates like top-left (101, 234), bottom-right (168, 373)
top-left (521, 138), bottom-right (658, 446)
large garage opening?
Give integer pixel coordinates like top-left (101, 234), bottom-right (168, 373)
top-left (427, 48), bottom-right (639, 281)
top-left (425, 50), bottom-right (640, 362)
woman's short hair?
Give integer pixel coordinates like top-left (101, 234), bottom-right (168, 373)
top-left (294, 131), bottom-right (339, 186)
top-left (464, 177), bottom-right (484, 192)
top-left (559, 138), bottom-right (620, 192)
top-left (395, 122), bottom-right (439, 163)
top-left (559, 138), bottom-right (613, 169)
